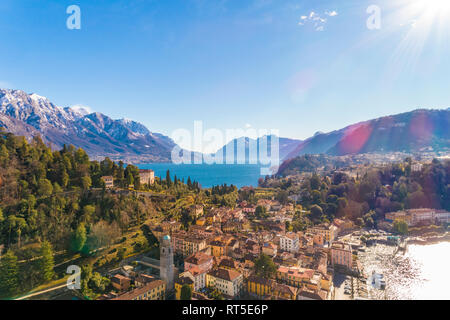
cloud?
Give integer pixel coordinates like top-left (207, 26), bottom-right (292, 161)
top-left (298, 9), bottom-right (338, 31)
top-left (325, 10), bottom-right (338, 17)
top-left (70, 104), bottom-right (93, 115)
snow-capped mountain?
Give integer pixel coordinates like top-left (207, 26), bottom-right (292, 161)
top-left (0, 89), bottom-right (176, 162)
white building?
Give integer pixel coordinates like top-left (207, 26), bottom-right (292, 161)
top-left (206, 269), bottom-right (243, 298)
top-left (279, 232), bottom-right (299, 253)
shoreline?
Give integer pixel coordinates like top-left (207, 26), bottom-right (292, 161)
top-left (406, 231), bottom-right (450, 246)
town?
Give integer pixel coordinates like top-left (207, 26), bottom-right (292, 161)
top-left (0, 133), bottom-right (448, 301)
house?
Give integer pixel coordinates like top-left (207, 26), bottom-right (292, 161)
top-left (134, 273), bottom-right (156, 287)
top-left (307, 224), bottom-right (338, 243)
top-left (111, 280), bottom-right (165, 300)
top-left (190, 205), bottom-right (204, 218)
top-left (218, 256), bottom-right (240, 272)
top-left (101, 176), bottom-right (114, 188)
top-left (276, 266), bottom-right (322, 291)
top-left (210, 240), bottom-right (227, 258)
top-left (175, 274), bottom-right (195, 300)
top-left (206, 268), bottom-right (243, 299)
top-left (187, 267), bottom-right (208, 292)
top-left (247, 276), bottom-right (274, 298)
top-left (279, 232), bottom-right (299, 253)
top-left (297, 288), bottom-right (328, 300)
top-left (184, 251), bottom-right (214, 273)
top-left (111, 274), bottom-right (131, 292)
top-left (247, 276), bottom-right (298, 300)
top-left (261, 242), bottom-right (277, 257)
top-left (330, 241), bottom-right (353, 270)
top-left (172, 232), bottom-right (208, 257)
top-left (271, 283), bottom-right (298, 300)
top-left (139, 169), bottom-right (155, 185)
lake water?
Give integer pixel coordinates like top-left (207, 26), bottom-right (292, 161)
top-left (359, 241), bottom-right (450, 300)
top-left (137, 163), bottom-right (264, 188)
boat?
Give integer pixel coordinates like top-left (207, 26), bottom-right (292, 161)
top-left (368, 271), bottom-right (386, 290)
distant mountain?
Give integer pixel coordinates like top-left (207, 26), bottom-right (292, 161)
top-left (213, 135), bottom-right (303, 163)
top-left (0, 89), bottom-right (176, 162)
top-left (285, 108), bottom-right (450, 159)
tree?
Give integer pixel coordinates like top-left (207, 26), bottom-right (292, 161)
top-left (276, 190), bottom-right (289, 205)
top-left (393, 219), bottom-right (408, 235)
top-left (310, 204), bottom-right (323, 222)
top-left (81, 175), bottom-right (92, 190)
top-left (166, 170), bottom-right (172, 187)
top-left (0, 250), bottom-right (19, 297)
top-left (38, 178), bottom-right (53, 197)
top-left (254, 254), bottom-right (277, 278)
top-left (255, 205), bottom-right (268, 219)
top-left (71, 223), bottom-right (87, 253)
top-left (180, 284), bottom-right (192, 300)
top-left (39, 240), bottom-right (55, 282)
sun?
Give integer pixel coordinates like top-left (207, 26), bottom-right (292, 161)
top-left (399, 0), bottom-right (450, 25)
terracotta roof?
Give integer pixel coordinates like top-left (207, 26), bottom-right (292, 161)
top-left (111, 280), bottom-right (165, 300)
top-left (208, 268), bottom-right (241, 282)
top-left (185, 251), bottom-right (213, 265)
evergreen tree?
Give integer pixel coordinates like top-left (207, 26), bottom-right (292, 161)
top-left (71, 223), bottom-right (87, 253)
top-left (0, 250), bottom-right (19, 297)
top-left (180, 284), bottom-right (192, 300)
top-left (166, 170), bottom-right (172, 187)
top-left (39, 241), bottom-right (55, 282)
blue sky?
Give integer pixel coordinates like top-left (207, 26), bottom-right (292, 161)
top-left (0, 0), bottom-right (449, 150)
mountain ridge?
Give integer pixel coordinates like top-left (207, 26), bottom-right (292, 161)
top-left (0, 88), bottom-right (176, 163)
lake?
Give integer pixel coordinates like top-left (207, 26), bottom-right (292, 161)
top-left (137, 163), bottom-right (264, 188)
top-left (359, 241), bottom-right (450, 300)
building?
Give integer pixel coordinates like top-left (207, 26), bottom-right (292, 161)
top-left (111, 274), bottom-right (131, 292)
top-left (139, 169), bottom-right (155, 185)
top-left (190, 205), bottom-right (204, 218)
top-left (206, 268), bottom-right (243, 299)
top-left (101, 176), bottom-right (114, 188)
top-left (307, 224), bottom-right (338, 243)
top-left (385, 208), bottom-right (450, 227)
top-left (210, 240), bottom-right (227, 258)
top-left (330, 241), bottom-right (352, 269)
top-left (297, 288), bottom-right (328, 300)
top-left (111, 280), bottom-right (165, 300)
top-left (247, 276), bottom-right (274, 298)
top-left (175, 274), bottom-right (195, 300)
top-left (261, 242), bottom-right (277, 257)
top-left (160, 235), bottom-right (175, 290)
top-left (172, 232), bottom-right (208, 257)
top-left (411, 163), bottom-right (423, 172)
top-left (272, 283), bottom-right (298, 300)
top-left (279, 232), bottom-right (299, 253)
top-left (218, 256), bottom-right (240, 272)
top-left (276, 266), bottom-right (322, 291)
top-left (184, 251), bottom-right (214, 274)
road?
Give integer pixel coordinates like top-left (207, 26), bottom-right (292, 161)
top-left (15, 283), bottom-right (68, 300)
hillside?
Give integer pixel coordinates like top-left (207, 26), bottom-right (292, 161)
top-left (286, 108), bottom-right (450, 159)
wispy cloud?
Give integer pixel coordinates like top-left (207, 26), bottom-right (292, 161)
top-left (325, 10), bottom-right (338, 17)
top-left (298, 10), bottom-right (338, 31)
top-left (70, 104), bottom-right (93, 115)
